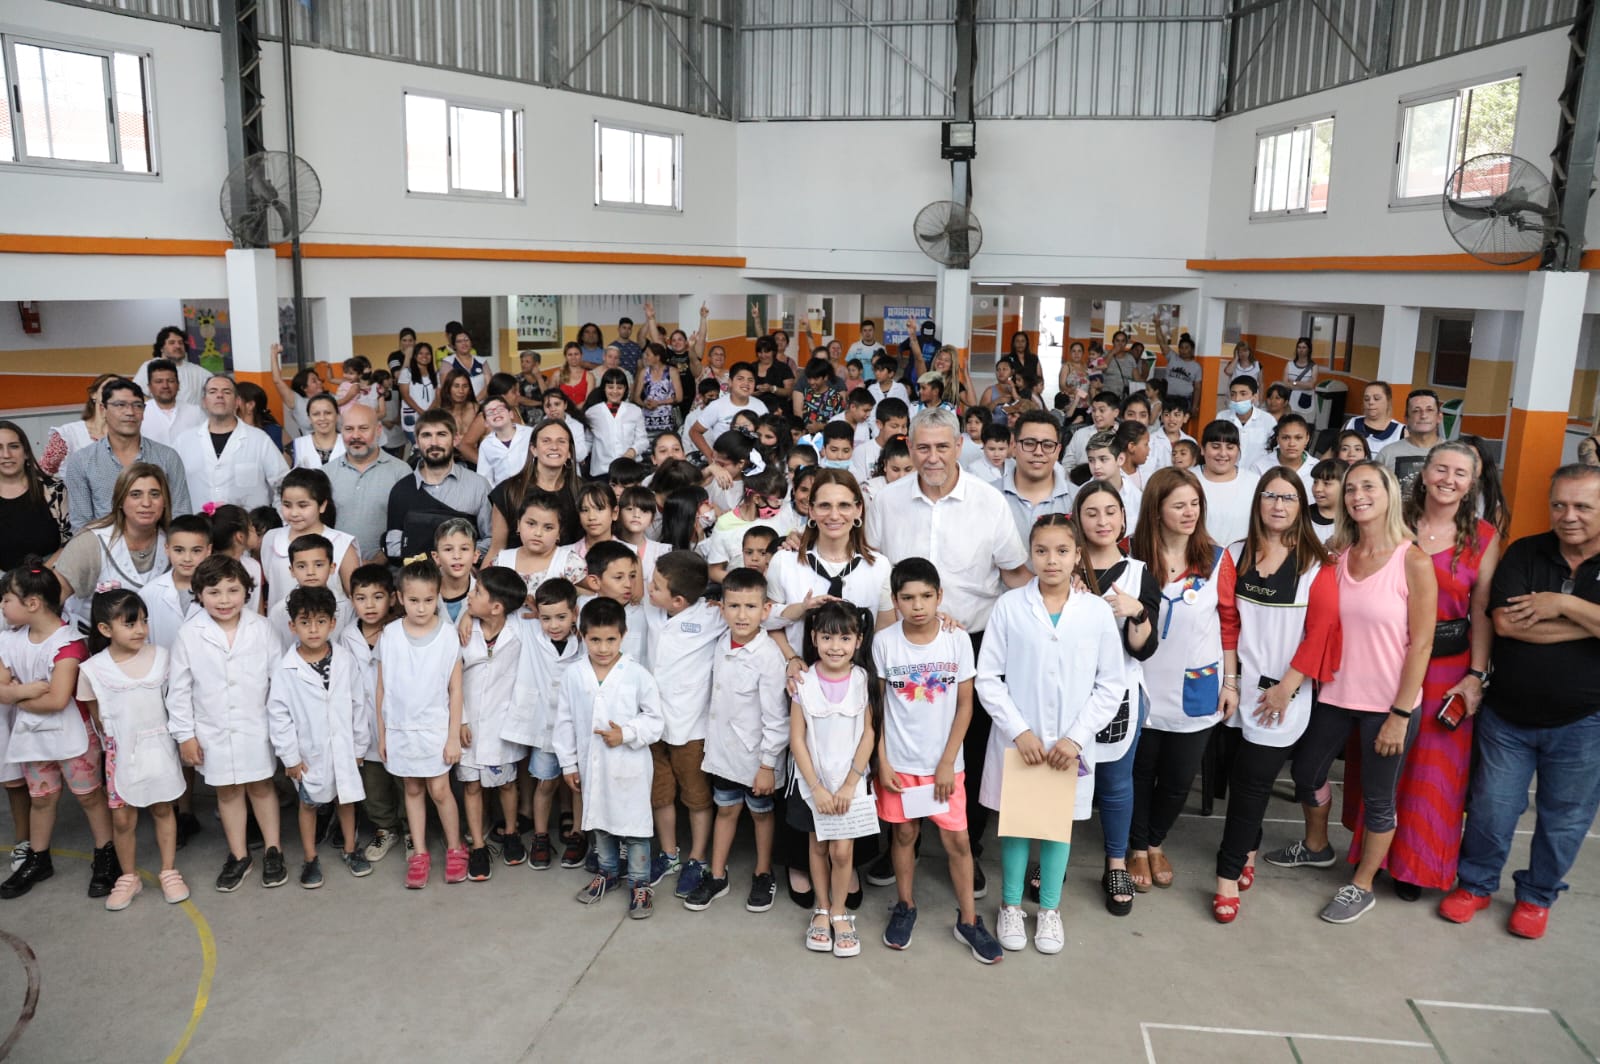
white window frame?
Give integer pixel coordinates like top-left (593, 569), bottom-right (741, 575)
top-left (593, 118), bottom-right (682, 213)
top-left (1250, 114), bottom-right (1334, 220)
top-left (1390, 71), bottom-right (1522, 209)
top-left (401, 89), bottom-right (524, 202)
top-left (0, 29), bottom-right (159, 177)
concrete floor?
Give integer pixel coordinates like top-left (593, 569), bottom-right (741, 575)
top-left (0, 781), bottom-right (1596, 1064)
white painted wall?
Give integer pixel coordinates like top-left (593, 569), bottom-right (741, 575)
top-left (350, 297), bottom-right (464, 337)
top-left (1205, 29), bottom-right (1568, 262)
top-left (0, 299), bottom-right (184, 354)
top-left (735, 119), bottom-right (1213, 283)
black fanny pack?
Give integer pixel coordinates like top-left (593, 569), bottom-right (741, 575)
top-left (1432, 618), bottom-right (1470, 658)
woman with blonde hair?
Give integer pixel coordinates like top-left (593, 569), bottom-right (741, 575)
top-left (50, 463), bottom-right (173, 628)
top-left (1266, 460), bottom-right (1437, 924)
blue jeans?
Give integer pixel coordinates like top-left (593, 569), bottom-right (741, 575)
top-left (1456, 707), bottom-right (1600, 909)
top-left (594, 831), bottom-right (651, 885)
top-left (1097, 692), bottom-right (1146, 860)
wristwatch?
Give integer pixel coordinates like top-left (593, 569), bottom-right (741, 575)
top-left (1466, 668), bottom-right (1490, 683)
top-left (1131, 607), bottom-right (1149, 625)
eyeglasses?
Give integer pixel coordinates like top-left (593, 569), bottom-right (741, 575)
top-left (1259, 491), bottom-right (1300, 505)
top-left (105, 400), bottom-right (146, 413)
top-left (1016, 437), bottom-right (1059, 454)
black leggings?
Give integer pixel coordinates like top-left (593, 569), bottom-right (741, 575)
top-left (1290, 702), bottom-right (1420, 833)
top-left (1128, 726), bottom-right (1214, 852)
top-left (964, 631), bottom-right (993, 859)
top-left (1215, 737), bottom-right (1291, 880)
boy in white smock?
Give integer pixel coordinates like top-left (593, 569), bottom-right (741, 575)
top-left (139, 513), bottom-right (211, 649)
top-left (458, 567), bottom-right (531, 880)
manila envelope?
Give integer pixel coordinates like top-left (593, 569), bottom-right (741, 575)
top-left (997, 747), bottom-right (1078, 844)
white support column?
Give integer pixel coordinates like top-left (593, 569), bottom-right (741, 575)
top-left (1502, 272), bottom-right (1586, 539)
top-left (937, 266), bottom-right (972, 363)
top-left (225, 248), bottom-right (278, 374)
top-left (310, 295), bottom-right (353, 368)
top-left (1192, 295), bottom-right (1228, 421)
top-left (1376, 305), bottom-right (1422, 408)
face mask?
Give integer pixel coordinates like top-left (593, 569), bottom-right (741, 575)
top-left (820, 458), bottom-right (851, 470)
top-left (1229, 399), bottom-right (1253, 417)
top-left (697, 509), bottom-right (717, 532)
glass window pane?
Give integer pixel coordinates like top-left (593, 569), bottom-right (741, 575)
top-left (1254, 137), bottom-right (1272, 213)
top-left (18, 44), bottom-right (113, 163)
top-left (641, 132), bottom-right (675, 207)
top-left (1461, 77), bottom-right (1519, 162)
top-left (404, 94), bottom-right (448, 194)
top-left (0, 47), bottom-right (12, 163)
top-left (112, 52), bottom-right (150, 172)
top-left (1308, 119), bottom-right (1333, 213)
top-left (1398, 97), bottom-right (1457, 199)
top-left (599, 126), bottom-right (635, 203)
top-left (450, 104), bottom-right (503, 193)
top-left (502, 109), bottom-right (519, 198)
top-left (1285, 126), bottom-right (1309, 210)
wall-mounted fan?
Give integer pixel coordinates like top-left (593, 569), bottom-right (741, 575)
top-left (914, 200), bottom-right (984, 269)
top-left (1442, 153), bottom-right (1560, 266)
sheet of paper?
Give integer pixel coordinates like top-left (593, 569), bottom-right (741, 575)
top-left (812, 793), bottom-right (881, 841)
top-left (997, 748), bottom-right (1078, 844)
top-left (899, 783), bottom-right (950, 820)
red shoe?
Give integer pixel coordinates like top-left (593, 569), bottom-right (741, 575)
top-left (444, 846), bottom-right (470, 884)
top-left (1212, 893), bottom-right (1240, 924)
top-left (1437, 888), bottom-right (1490, 924)
top-left (1238, 864), bottom-right (1255, 892)
top-left (404, 852), bottom-right (431, 890)
top-left (1508, 900), bottom-right (1548, 940)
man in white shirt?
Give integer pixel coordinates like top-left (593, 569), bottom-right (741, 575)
top-left (998, 411), bottom-right (1075, 544)
top-left (1217, 375), bottom-right (1277, 470)
top-left (173, 374), bottom-right (288, 510)
top-left (689, 362), bottom-right (767, 457)
top-left (866, 407), bottom-right (1030, 888)
top-left (846, 319), bottom-right (888, 373)
top-left (1064, 390), bottom-right (1122, 471)
top-left (132, 326), bottom-right (209, 408)
top-left (1250, 413), bottom-right (1316, 495)
top-left (138, 358), bottom-right (205, 446)
top-left (1196, 419), bottom-right (1253, 548)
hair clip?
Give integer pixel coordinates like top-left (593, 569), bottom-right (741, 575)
top-left (402, 552), bottom-right (430, 566)
top-left (201, 502), bottom-right (218, 516)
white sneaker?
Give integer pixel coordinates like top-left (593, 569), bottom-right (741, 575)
top-left (362, 829), bottom-right (399, 863)
top-left (9, 841), bottom-right (31, 873)
top-left (1034, 908), bottom-right (1064, 954)
top-left (996, 905), bottom-right (1027, 951)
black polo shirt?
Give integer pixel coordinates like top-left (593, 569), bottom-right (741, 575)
top-left (1487, 531), bottom-right (1600, 728)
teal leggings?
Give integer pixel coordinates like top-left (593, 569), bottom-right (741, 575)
top-left (1001, 836), bottom-right (1071, 909)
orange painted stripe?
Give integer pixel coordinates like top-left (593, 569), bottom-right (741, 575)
top-left (0, 235), bottom-right (234, 257)
top-left (1186, 253), bottom-right (1541, 274)
top-left (1501, 407), bottom-right (1568, 541)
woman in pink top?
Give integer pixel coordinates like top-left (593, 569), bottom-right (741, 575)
top-left (1265, 461), bottom-right (1436, 924)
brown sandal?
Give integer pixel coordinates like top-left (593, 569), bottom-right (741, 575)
top-left (1127, 852), bottom-right (1153, 893)
top-left (1150, 850), bottom-right (1174, 889)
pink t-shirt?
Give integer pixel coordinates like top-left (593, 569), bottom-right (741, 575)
top-left (1318, 543), bottom-right (1417, 713)
top-left (817, 672), bottom-right (851, 704)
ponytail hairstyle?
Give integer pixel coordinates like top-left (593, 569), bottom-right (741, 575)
top-left (4, 555), bottom-right (63, 618)
top-left (800, 599), bottom-right (884, 731)
top-left (712, 429), bottom-right (755, 474)
top-left (88, 589), bottom-right (147, 655)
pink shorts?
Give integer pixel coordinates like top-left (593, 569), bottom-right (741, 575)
top-left (875, 771), bottom-right (967, 832)
top-left (24, 732), bottom-right (104, 800)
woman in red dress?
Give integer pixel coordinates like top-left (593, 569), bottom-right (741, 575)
top-left (1347, 441), bottom-right (1500, 899)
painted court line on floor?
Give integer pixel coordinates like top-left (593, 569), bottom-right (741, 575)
top-left (1406, 1000), bottom-right (1598, 1063)
top-left (1177, 813), bottom-right (1600, 839)
top-left (1139, 1021), bottom-right (1434, 1064)
top-left (58, 848), bottom-right (215, 1062)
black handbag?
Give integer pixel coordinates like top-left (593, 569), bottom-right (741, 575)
top-left (1432, 618), bottom-right (1470, 658)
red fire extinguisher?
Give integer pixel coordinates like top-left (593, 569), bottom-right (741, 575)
top-left (17, 302), bottom-right (41, 335)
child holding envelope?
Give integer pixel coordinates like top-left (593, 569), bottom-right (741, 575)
top-left (975, 515), bottom-right (1127, 956)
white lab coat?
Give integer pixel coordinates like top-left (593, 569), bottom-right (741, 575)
top-left (266, 644), bottom-right (368, 804)
top-left (552, 654), bottom-right (663, 837)
top-left (173, 420), bottom-right (287, 510)
top-left (975, 581), bottom-right (1126, 820)
top-left (261, 525), bottom-right (357, 612)
top-left (584, 402), bottom-right (649, 474)
top-left (459, 619), bottom-right (527, 770)
top-left (290, 434), bottom-right (347, 470)
top-left (266, 595), bottom-right (353, 657)
top-left (641, 599), bottom-right (727, 744)
top-left (502, 618), bottom-right (583, 752)
top-left (138, 573), bottom-right (200, 651)
top-left (166, 610), bottom-right (278, 786)
top-left (78, 647), bottom-right (185, 807)
top-left (140, 402), bottom-right (205, 447)
top-left (375, 617), bottom-right (460, 778)
top-left (133, 358), bottom-right (210, 408)
top-left (700, 631), bottom-right (789, 788)
top-left (338, 625), bottom-right (380, 760)
top-left (475, 425), bottom-right (533, 489)
top-left (2, 625), bottom-right (90, 764)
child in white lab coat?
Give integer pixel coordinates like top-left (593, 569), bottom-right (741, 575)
top-left (580, 541), bottom-right (645, 661)
top-left (873, 558), bottom-right (1002, 963)
top-left (458, 567), bottom-right (530, 880)
top-left (168, 554), bottom-right (287, 892)
top-left (375, 559), bottom-right (466, 890)
top-left (261, 467), bottom-right (358, 609)
top-left (139, 513), bottom-right (211, 650)
top-left (555, 597), bottom-right (663, 918)
top-left (502, 578), bottom-right (586, 871)
top-left (266, 534), bottom-right (354, 655)
top-left (0, 561), bottom-right (118, 902)
top-left (268, 586), bottom-right (371, 888)
top-left (77, 590), bottom-right (189, 910)
top-left (683, 567), bottom-right (788, 914)
top-left (788, 602), bottom-right (879, 959)
top-left (976, 515), bottom-right (1126, 956)
top-left (641, 549), bottom-right (727, 900)
top-left (343, 564), bottom-right (404, 865)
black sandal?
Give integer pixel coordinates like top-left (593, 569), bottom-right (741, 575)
top-left (1103, 869), bottom-right (1135, 917)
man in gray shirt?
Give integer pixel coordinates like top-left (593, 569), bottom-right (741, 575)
top-left (325, 403), bottom-right (409, 563)
top-left (1380, 389), bottom-right (1442, 496)
top-left (62, 377), bottom-right (193, 532)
